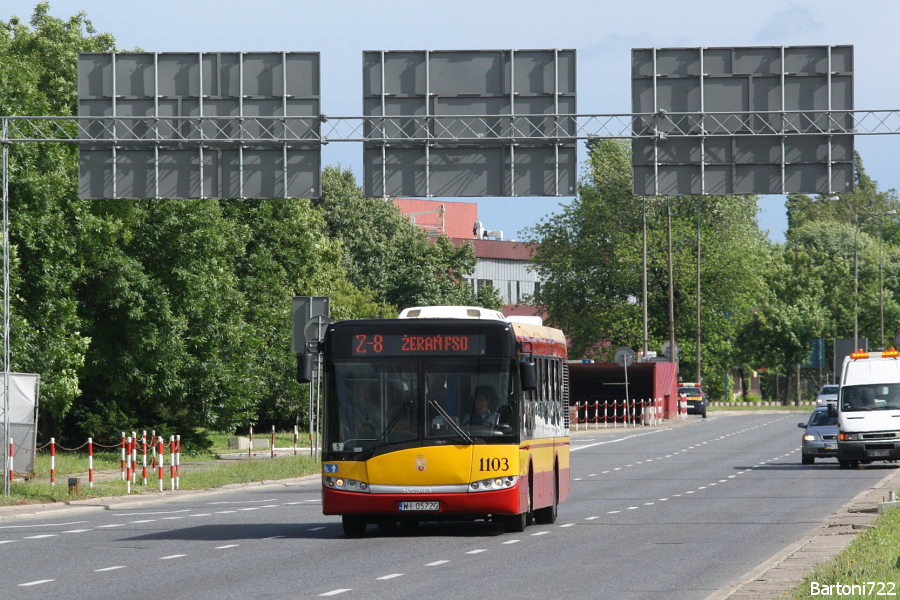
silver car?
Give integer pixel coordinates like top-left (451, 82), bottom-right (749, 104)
top-left (799, 407), bottom-right (838, 464)
top-left (815, 384), bottom-right (839, 407)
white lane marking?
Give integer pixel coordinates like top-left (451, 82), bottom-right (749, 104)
top-left (586, 516), bottom-right (599, 520)
top-left (719, 480), bottom-right (727, 483)
top-left (614, 468), bottom-right (621, 471)
top-left (560, 523), bottom-right (575, 528)
top-left (97, 524), bottom-right (125, 528)
top-left (589, 474), bottom-right (596, 477)
top-left (728, 475), bottom-right (736, 478)
top-left (0, 521), bottom-right (86, 530)
top-left (673, 494), bottom-right (682, 497)
top-left (304, 499), bottom-right (321, 503)
top-left (18, 580), bottom-right (54, 587)
top-left (216, 544), bottom-right (239, 549)
top-left (266, 535), bottom-right (286, 539)
top-left (626, 464), bottom-right (633, 467)
top-left (283, 502), bottom-right (306, 505)
top-left (160, 554), bottom-right (186, 560)
top-left (162, 517), bottom-right (185, 520)
top-left (666, 455), bottom-right (672, 457)
top-left (95, 566), bottom-right (126, 572)
top-left (643, 502), bottom-right (654, 506)
top-left (571, 429), bottom-right (663, 452)
top-left (659, 498), bottom-right (668, 501)
top-left (308, 527), bottom-right (325, 531)
top-left (215, 511), bottom-right (237, 514)
top-left (608, 510), bottom-right (620, 514)
top-left (189, 513), bottom-right (212, 517)
top-left (698, 487), bottom-right (706, 490)
top-left (130, 520), bottom-right (156, 524)
top-left (377, 574), bottom-right (403, 580)
top-left (686, 491), bottom-right (695, 494)
top-left (502, 540), bottom-right (520, 544)
top-left (239, 507), bottom-right (260, 511)
top-left (113, 509), bottom-right (189, 516)
top-left (709, 483), bottom-right (716, 486)
top-left (0, 540), bottom-right (16, 544)
top-left (260, 505), bottom-right (278, 508)
top-left (627, 507), bottom-right (638, 510)
top-left (208, 498), bottom-right (277, 505)
top-left (466, 549), bottom-right (487, 554)
top-left (62, 529), bottom-right (91, 533)
top-left (602, 471), bottom-right (610, 474)
top-left (24, 534), bottom-right (57, 539)
top-left (532, 531), bottom-right (549, 536)
top-left (573, 478), bottom-right (583, 481)
top-left (320, 589), bottom-right (352, 597)
top-left (426, 560), bottom-right (449, 566)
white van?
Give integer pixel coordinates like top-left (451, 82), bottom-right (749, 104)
top-left (833, 349), bottom-right (900, 469)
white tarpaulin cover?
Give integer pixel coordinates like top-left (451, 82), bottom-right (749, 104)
top-left (1, 373), bottom-right (39, 424)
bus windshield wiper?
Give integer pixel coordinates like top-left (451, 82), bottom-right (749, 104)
top-left (428, 399), bottom-right (473, 444)
top-left (361, 401), bottom-right (413, 459)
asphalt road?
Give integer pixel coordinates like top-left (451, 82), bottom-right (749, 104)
top-left (0, 412), bottom-right (892, 600)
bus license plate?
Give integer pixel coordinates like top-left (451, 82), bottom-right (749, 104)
top-left (399, 501), bottom-right (439, 512)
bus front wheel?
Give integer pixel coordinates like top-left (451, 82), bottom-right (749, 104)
top-left (342, 515), bottom-right (367, 537)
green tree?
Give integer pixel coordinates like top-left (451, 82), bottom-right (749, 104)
top-left (0, 4), bottom-right (115, 429)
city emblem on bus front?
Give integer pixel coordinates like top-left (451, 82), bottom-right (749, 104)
top-left (416, 455), bottom-right (427, 471)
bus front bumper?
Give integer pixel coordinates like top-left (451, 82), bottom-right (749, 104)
top-left (322, 482), bottom-right (521, 517)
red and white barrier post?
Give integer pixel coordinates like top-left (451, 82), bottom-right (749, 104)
top-left (131, 430), bottom-right (137, 484)
top-left (88, 437), bottom-right (94, 488)
top-left (151, 430), bottom-right (157, 469)
top-left (271, 425), bottom-right (275, 459)
top-left (293, 425), bottom-right (298, 456)
top-left (120, 432), bottom-right (126, 480)
top-left (175, 435), bottom-right (180, 490)
top-left (125, 436), bottom-right (132, 494)
top-left (50, 437), bottom-right (56, 486)
top-left (157, 437), bottom-right (164, 492)
top-left (8, 438), bottom-right (12, 483)
top-left (142, 431), bottom-right (148, 485)
top-left (169, 436), bottom-right (175, 491)
top-left (248, 426), bottom-right (253, 458)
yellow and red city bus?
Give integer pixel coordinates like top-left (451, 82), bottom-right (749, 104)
top-left (310, 306), bottom-right (569, 536)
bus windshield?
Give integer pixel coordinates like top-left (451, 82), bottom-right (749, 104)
top-left (841, 384), bottom-right (900, 412)
top-left (325, 357), bottom-right (516, 458)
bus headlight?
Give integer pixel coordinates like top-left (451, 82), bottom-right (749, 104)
top-left (323, 476), bottom-right (370, 492)
top-left (470, 476), bottom-right (518, 492)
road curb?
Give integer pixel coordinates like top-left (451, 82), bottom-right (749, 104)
top-left (705, 465), bottom-right (900, 600)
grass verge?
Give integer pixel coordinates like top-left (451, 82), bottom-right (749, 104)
top-left (790, 508), bottom-right (900, 599)
top-left (709, 404), bottom-right (811, 412)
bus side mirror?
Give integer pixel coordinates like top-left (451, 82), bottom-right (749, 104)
top-left (827, 403), bottom-right (837, 418)
top-left (519, 360), bottom-right (537, 391)
top-left (296, 353), bottom-right (314, 384)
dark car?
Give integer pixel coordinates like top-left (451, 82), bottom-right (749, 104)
top-left (678, 384), bottom-right (707, 418)
top-left (798, 407), bottom-right (838, 464)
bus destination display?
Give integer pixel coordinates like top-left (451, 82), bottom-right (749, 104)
top-left (352, 333), bottom-right (485, 356)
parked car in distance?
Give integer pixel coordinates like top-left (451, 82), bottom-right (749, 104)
top-left (815, 384), bottom-right (839, 407)
top-left (678, 383), bottom-right (707, 418)
top-left (798, 407), bottom-right (838, 464)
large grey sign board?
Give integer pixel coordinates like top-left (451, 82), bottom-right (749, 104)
top-left (363, 49), bottom-right (577, 198)
top-left (632, 45), bottom-right (853, 196)
top-left (78, 52), bottom-right (321, 199)
top-left (0, 373), bottom-right (40, 475)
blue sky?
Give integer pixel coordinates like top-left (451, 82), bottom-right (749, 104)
top-left (6, 0), bottom-right (900, 243)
